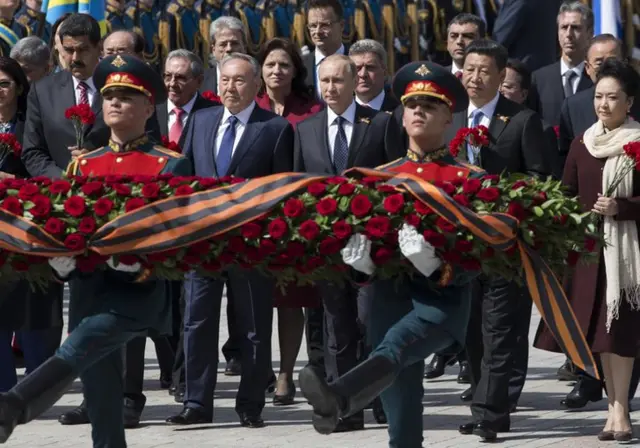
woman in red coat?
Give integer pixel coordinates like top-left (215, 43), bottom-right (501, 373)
top-left (536, 59), bottom-right (640, 441)
top-left (255, 38), bottom-right (323, 405)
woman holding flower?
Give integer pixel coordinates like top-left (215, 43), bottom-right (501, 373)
top-left (0, 56), bottom-right (63, 392)
top-left (536, 58), bottom-right (640, 442)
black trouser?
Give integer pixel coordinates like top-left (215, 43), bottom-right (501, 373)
top-left (124, 335), bottom-right (175, 403)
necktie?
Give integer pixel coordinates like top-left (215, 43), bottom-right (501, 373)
top-left (77, 81), bottom-right (89, 105)
top-left (332, 116), bottom-right (349, 174)
top-left (217, 115), bottom-right (238, 176)
top-left (564, 71), bottom-right (576, 98)
top-left (455, 71), bottom-right (463, 81)
top-left (169, 107), bottom-right (184, 143)
top-left (467, 110), bottom-right (484, 165)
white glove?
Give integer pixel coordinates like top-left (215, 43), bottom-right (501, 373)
top-left (107, 257), bottom-right (141, 273)
top-left (340, 233), bottom-right (375, 275)
top-left (48, 256), bottom-right (76, 278)
top-left (399, 223), bottom-right (442, 278)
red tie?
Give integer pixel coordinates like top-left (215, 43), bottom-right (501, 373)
top-left (169, 107), bottom-right (184, 143)
top-left (77, 81), bottom-right (89, 105)
top-left (455, 71), bottom-right (463, 81)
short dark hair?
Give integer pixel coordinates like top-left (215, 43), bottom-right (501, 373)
top-left (448, 13), bottom-right (486, 37)
top-left (103, 30), bottom-right (145, 55)
top-left (464, 39), bottom-right (508, 71)
top-left (307, 0), bottom-right (344, 19)
top-left (596, 58), bottom-right (639, 99)
top-left (58, 13), bottom-right (101, 46)
top-left (506, 58), bottom-right (531, 91)
top-left (587, 33), bottom-right (624, 59)
top-left (0, 57), bottom-right (29, 115)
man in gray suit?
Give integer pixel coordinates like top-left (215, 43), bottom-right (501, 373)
top-left (200, 16), bottom-right (247, 95)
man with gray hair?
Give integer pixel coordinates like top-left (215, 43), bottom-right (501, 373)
top-left (201, 16), bottom-right (248, 94)
top-left (348, 39), bottom-right (398, 112)
top-left (10, 36), bottom-right (51, 83)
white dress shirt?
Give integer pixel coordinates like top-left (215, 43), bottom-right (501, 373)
top-left (167, 94), bottom-right (198, 130)
top-left (467, 92), bottom-right (500, 128)
top-left (326, 100), bottom-right (356, 161)
top-left (214, 101), bottom-right (256, 159)
top-left (560, 59), bottom-right (585, 95)
top-left (355, 89), bottom-right (386, 111)
top-left (451, 62), bottom-right (463, 77)
top-left (315, 44), bottom-right (345, 98)
top-left (72, 76), bottom-right (96, 105)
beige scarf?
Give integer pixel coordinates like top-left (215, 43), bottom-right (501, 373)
top-left (584, 119), bottom-right (640, 332)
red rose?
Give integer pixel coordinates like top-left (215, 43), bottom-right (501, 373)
top-left (476, 187), bottom-right (501, 202)
top-left (316, 197), bottom-right (338, 216)
top-left (141, 183), bottom-right (161, 199)
top-left (286, 241), bottom-right (306, 257)
top-left (365, 216), bottom-right (391, 238)
top-left (230, 177), bottom-right (245, 185)
top-left (187, 240), bottom-right (211, 256)
top-left (11, 259), bottom-right (29, 272)
top-left (75, 251), bottom-right (106, 273)
top-left (124, 198), bottom-right (146, 212)
top-left (338, 183), bottom-right (356, 195)
top-left (505, 244), bottom-right (518, 257)
top-left (228, 236), bottom-right (247, 252)
top-left (434, 181), bottom-right (456, 196)
top-left (533, 191), bottom-right (548, 205)
top-left (326, 176), bottom-right (347, 185)
top-left (422, 230), bottom-right (446, 247)
top-left (18, 183), bottom-right (39, 201)
top-left (283, 198), bottom-right (305, 218)
top-left (372, 247), bottom-right (394, 264)
top-left (307, 182), bottom-right (326, 197)
top-left (241, 222), bottom-right (262, 239)
top-left (511, 180), bottom-right (528, 190)
top-left (105, 175), bottom-right (126, 184)
top-left (94, 198), bottom-right (114, 217)
top-left (112, 183), bottom-right (131, 196)
top-left (383, 194), bottom-right (405, 214)
top-left (361, 176), bottom-right (382, 186)
top-left (64, 233), bottom-right (86, 250)
top-left (78, 216), bottom-right (97, 234)
top-left (258, 239), bottom-right (277, 256)
top-left (460, 259), bottom-right (482, 271)
top-left (201, 90), bottom-right (221, 103)
top-left (198, 178), bottom-right (220, 189)
top-left (553, 214), bottom-right (568, 225)
top-left (584, 237), bottom-right (597, 252)
top-left (49, 180), bottom-right (72, 195)
top-left (453, 194), bottom-right (470, 207)
top-left (319, 237), bottom-right (342, 255)
top-left (455, 239), bottom-right (473, 253)
top-left (305, 256), bottom-right (324, 270)
top-left (414, 201), bottom-right (433, 215)
top-left (435, 217), bottom-right (456, 233)
top-left (506, 202), bottom-right (527, 221)
top-left (219, 252), bottom-right (235, 264)
top-left (44, 217), bottom-right (65, 235)
top-left (350, 194), bottom-right (372, 217)
top-left (80, 181), bottom-right (103, 197)
top-left (167, 177), bottom-right (186, 187)
top-left (377, 185), bottom-right (398, 194)
top-left (404, 214), bottom-right (421, 227)
top-left (299, 219), bottom-right (320, 240)
top-left (482, 175), bottom-right (500, 184)
top-left (29, 194), bottom-right (52, 218)
top-left (463, 178), bottom-right (482, 195)
top-left (175, 185), bottom-right (194, 196)
top-left (64, 196), bottom-right (86, 217)
top-left (268, 218), bottom-right (288, 239)
top-left (332, 220), bottom-right (352, 239)
top-left (1, 196), bottom-right (22, 215)
top-left (116, 254), bottom-right (139, 266)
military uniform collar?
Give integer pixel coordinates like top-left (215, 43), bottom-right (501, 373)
top-left (406, 146), bottom-right (450, 163)
top-left (109, 135), bottom-right (149, 152)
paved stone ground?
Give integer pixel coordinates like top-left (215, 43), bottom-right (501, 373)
top-left (3, 292), bottom-right (632, 447)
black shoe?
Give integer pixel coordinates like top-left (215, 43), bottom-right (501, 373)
top-left (273, 380), bottom-right (296, 406)
top-left (372, 397), bottom-right (387, 424)
top-left (123, 396), bottom-right (145, 429)
top-left (159, 373), bottom-right (172, 390)
top-left (457, 361), bottom-right (471, 384)
top-left (333, 413), bottom-right (364, 433)
top-left (472, 422), bottom-right (497, 441)
top-left (174, 388), bottom-right (185, 404)
top-left (557, 359), bottom-right (578, 382)
top-left (424, 354), bottom-right (455, 380)
top-left (165, 407), bottom-right (212, 425)
top-left (266, 373), bottom-right (276, 394)
top-left (225, 359), bottom-right (242, 376)
top-left (459, 422), bottom-right (475, 434)
top-left (561, 377), bottom-right (603, 409)
top-left (169, 385), bottom-right (177, 396)
top-left (58, 402), bottom-right (90, 425)
top-left (460, 387), bottom-right (473, 402)
top-left (239, 412), bottom-right (265, 428)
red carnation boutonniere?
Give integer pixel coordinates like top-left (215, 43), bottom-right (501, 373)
top-left (161, 135), bottom-right (182, 154)
top-left (553, 125), bottom-right (560, 138)
top-left (448, 125), bottom-right (490, 158)
top-left (65, 104), bottom-right (96, 150)
top-left (201, 90), bottom-right (221, 104)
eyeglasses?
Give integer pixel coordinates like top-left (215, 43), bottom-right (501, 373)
top-left (163, 73), bottom-right (192, 84)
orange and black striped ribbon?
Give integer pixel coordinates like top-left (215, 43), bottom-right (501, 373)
top-left (0, 169), bottom-right (598, 379)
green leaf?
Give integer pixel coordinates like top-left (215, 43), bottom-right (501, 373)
top-left (569, 213), bottom-right (582, 225)
top-left (532, 206), bottom-right (544, 217)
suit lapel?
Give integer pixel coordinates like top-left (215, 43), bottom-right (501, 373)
top-left (206, 107), bottom-right (223, 176)
top-left (551, 62), bottom-right (565, 100)
top-left (226, 108), bottom-right (265, 175)
top-left (316, 110), bottom-right (333, 171)
top-left (60, 73), bottom-right (77, 133)
top-left (577, 73), bottom-right (593, 93)
top-left (488, 96), bottom-right (512, 143)
top-left (156, 103), bottom-right (169, 136)
top-left (347, 105), bottom-right (369, 167)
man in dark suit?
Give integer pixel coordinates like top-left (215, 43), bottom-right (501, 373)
top-left (294, 54), bottom-right (402, 431)
top-left (348, 39), bottom-right (399, 113)
top-left (491, 0), bottom-right (562, 72)
top-left (449, 39), bottom-right (549, 442)
top-left (166, 53), bottom-right (293, 428)
top-left (303, 0), bottom-right (347, 99)
top-left (527, 1), bottom-right (593, 127)
top-left (200, 16), bottom-right (247, 94)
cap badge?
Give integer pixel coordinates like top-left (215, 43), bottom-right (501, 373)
top-left (415, 64), bottom-right (430, 77)
top-left (111, 55), bottom-right (126, 68)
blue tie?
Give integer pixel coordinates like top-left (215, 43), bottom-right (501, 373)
top-left (467, 110), bottom-right (484, 165)
top-left (333, 116), bottom-right (349, 173)
top-left (217, 115), bottom-right (238, 176)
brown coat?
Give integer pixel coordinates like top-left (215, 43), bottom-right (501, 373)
top-left (535, 137), bottom-right (640, 356)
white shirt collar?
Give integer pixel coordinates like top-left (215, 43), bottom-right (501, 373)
top-left (355, 89), bottom-right (385, 111)
top-left (72, 76), bottom-right (95, 92)
top-left (451, 62), bottom-right (463, 74)
top-left (168, 94), bottom-right (198, 115)
top-left (222, 101), bottom-right (256, 125)
top-left (315, 44), bottom-right (345, 66)
top-left (468, 92), bottom-right (501, 120)
top-left (560, 59), bottom-right (585, 78)
top-left (327, 100), bottom-right (357, 126)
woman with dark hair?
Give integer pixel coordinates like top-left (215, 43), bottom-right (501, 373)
top-left (50, 13), bottom-right (72, 71)
top-left (255, 37), bottom-right (323, 406)
top-left (536, 58), bottom-right (640, 441)
top-left (0, 56), bottom-right (63, 392)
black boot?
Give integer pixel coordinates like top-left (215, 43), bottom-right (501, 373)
top-left (561, 376), bottom-right (603, 409)
top-left (0, 357), bottom-right (75, 443)
top-left (457, 361), bottom-right (471, 384)
top-left (371, 396), bottom-right (387, 424)
top-left (299, 356), bottom-right (395, 435)
top-left (424, 354), bottom-right (455, 379)
top-left (557, 358), bottom-right (578, 382)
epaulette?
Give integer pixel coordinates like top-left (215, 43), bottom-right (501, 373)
top-left (376, 157), bottom-right (405, 170)
top-left (456, 161), bottom-right (484, 173)
top-left (126, 6), bottom-right (135, 19)
top-left (16, 15), bottom-right (29, 26)
top-left (153, 145), bottom-right (183, 158)
top-left (167, 3), bottom-right (180, 15)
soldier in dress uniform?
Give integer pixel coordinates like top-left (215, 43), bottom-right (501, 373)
top-left (127, 0), bottom-right (162, 69)
top-left (0, 0), bottom-right (30, 57)
top-left (298, 61), bottom-right (481, 448)
top-left (15, 0), bottom-right (50, 43)
top-left (224, 0), bottom-right (266, 56)
top-left (0, 54), bottom-right (191, 448)
top-left (159, 0), bottom-right (205, 62)
top-left (197, 0), bottom-right (224, 65)
top-left (106, 0), bottom-right (134, 31)
top-left (263, 0), bottom-right (299, 45)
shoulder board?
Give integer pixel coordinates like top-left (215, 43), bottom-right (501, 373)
top-left (16, 15), bottom-right (29, 26)
top-left (456, 161), bottom-right (484, 173)
top-left (153, 145), bottom-right (183, 158)
top-left (126, 6), bottom-right (135, 18)
top-left (167, 3), bottom-right (180, 14)
top-left (376, 157), bottom-right (405, 171)
top-left (78, 146), bottom-right (110, 160)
